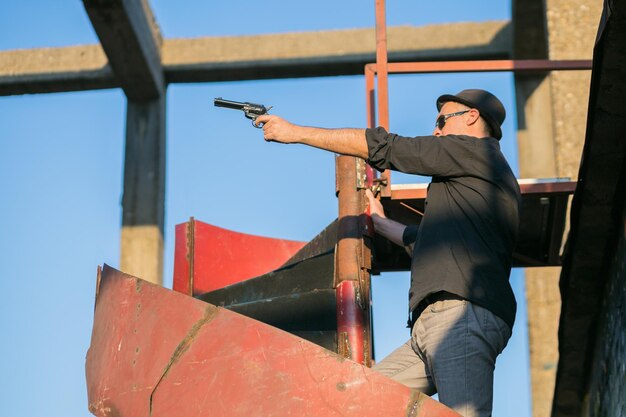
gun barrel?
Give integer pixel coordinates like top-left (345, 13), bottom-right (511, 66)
top-left (214, 97), bottom-right (245, 110)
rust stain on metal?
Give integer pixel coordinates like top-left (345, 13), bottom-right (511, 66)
top-left (148, 304), bottom-right (218, 416)
top-left (338, 331), bottom-right (352, 358)
top-left (356, 158), bottom-right (367, 189)
top-left (333, 243), bottom-right (339, 288)
top-left (94, 265), bottom-right (102, 312)
top-left (405, 390), bottom-right (424, 417)
top-left (187, 217), bottom-right (195, 296)
top-left (88, 400), bottom-right (120, 417)
top-left (363, 332), bottom-right (371, 368)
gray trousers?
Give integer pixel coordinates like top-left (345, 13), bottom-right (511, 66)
top-left (373, 299), bottom-right (511, 417)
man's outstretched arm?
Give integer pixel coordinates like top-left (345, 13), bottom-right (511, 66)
top-left (255, 115), bottom-right (369, 159)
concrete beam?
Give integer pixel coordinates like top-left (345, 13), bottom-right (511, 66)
top-left (83, 0), bottom-right (164, 100)
top-left (162, 21), bottom-right (511, 82)
top-left (120, 97), bottom-right (166, 285)
top-left (0, 21), bottom-right (511, 96)
top-left (0, 45), bottom-right (116, 95)
top-left (513, 1), bottom-right (602, 416)
top-left (81, 0), bottom-right (167, 284)
top-left (512, 2), bottom-right (559, 417)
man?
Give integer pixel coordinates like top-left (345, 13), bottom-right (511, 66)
top-left (255, 89), bottom-right (520, 417)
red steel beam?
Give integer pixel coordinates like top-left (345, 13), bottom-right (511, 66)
top-left (335, 155), bottom-right (370, 365)
top-left (375, 0), bottom-right (390, 130)
top-left (365, 65), bottom-right (379, 192)
top-left (372, 0), bottom-right (392, 197)
top-left (333, 0), bottom-right (395, 365)
top-left (365, 59), bottom-right (593, 75)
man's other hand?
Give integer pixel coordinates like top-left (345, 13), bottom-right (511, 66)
top-left (365, 189), bottom-right (386, 219)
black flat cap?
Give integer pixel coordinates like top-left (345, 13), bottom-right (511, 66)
top-left (437, 89), bottom-right (506, 139)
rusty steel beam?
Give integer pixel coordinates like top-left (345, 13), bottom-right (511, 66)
top-left (365, 59), bottom-right (592, 75)
top-left (372, 0), bottom-right (392, 198)
top-left (335, 155), bottom-right (371, 365)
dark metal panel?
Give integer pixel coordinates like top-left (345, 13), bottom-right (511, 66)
top-left (224, 290), bottom-right (337, 331)
top-left (290, 330), bottom-right (337, 352)
top-left (195, 250), bottom-right (334, 305)
top-left (195, 250), bottom-right (337, 346)
top-left (281, 219), bottom-right (338, 266)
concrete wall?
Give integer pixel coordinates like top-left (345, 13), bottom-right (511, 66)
top-left (544, 0), bottom-right (600, 179)
top-left (514, 1), bottom-right (602, 416)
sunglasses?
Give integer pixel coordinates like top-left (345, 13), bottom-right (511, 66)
top-left (435, 110), bottom-right (470, 130)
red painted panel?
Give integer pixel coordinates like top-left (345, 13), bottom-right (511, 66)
top-left (86, 265), bottom-right (210, 416)
top-left (173, 219), bottom-right (306, 295)
top-left (87, 266), bottom-right (461, 417)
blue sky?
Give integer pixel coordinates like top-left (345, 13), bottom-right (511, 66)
top-left (0, 1), bottom-right (530, 416)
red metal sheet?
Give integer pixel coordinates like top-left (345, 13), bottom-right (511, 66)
top-left (173, 219), bottom-right (306, 295)
top-left (86, 265), bottom-right (461, 417)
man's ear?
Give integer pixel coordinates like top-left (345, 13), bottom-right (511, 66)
top-left (466, 108), bottom-right (480, 126)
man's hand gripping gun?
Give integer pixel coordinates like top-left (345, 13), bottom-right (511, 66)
top-left (214, 97), bottom-right (272, 128)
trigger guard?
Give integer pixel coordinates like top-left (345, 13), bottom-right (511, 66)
top-left (252, 120), bottom-right (263, 129)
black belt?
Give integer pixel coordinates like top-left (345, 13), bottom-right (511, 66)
top-left (408, 291), bottom-right (465, 328)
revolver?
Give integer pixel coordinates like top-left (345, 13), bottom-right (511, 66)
top-left (214, 97), bottom-right (272, 128)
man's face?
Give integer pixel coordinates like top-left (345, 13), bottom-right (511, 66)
top-left (433, 101), bottom-right (471, 137)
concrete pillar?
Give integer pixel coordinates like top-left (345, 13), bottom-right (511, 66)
top-left (513, 1), bottom-right (601, 417)
top-left (120, 97), bottom-right (166, 285)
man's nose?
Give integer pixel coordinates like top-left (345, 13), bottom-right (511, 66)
top-left (433, 126), bottom-right (442, 136)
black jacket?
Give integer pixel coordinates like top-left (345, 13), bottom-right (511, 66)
top-left (366, 127), bottom-right (521, 329)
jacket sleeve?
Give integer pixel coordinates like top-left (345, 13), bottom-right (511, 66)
top-left (365, 127), bottom-right (483, 177)
top-left (402, 224), bottom-right (418, 256)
